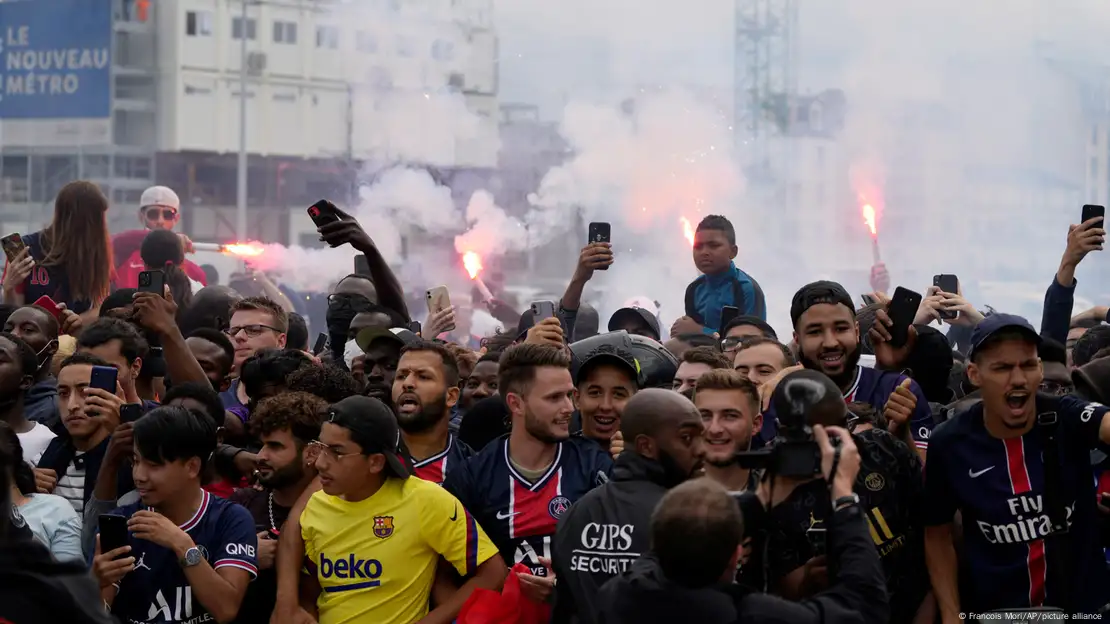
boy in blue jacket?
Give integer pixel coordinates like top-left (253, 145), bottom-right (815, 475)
top-left (672, 215), bottom-right (766, 336)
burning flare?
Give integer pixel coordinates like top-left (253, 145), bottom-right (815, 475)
top-left (861, 204), bottom-right (878, 239)
top-left (462, 251), bottom-right (483, 280)
top-left (680, 217), bottom-right (695, 247)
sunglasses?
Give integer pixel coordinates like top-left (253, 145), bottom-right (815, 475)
top-left (144, 207), bottom-right (178, 221)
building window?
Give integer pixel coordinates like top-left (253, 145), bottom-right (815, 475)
top-left (356, 31), bottom-right (378, 53)
top-left (431, 39), bottom-right (454, 61)
top-left (232, 17), bottom-right (257, 40)
top-left (185, 10), bottom-right (213, 36)
top-left (273, 21), bottom-right (297, 44)
top-left (316, 25), bottom-right (339, 49)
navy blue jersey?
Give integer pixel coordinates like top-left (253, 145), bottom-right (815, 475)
top-left (922, 395), bottom-right (1110, 613)
top-left (758, 365), bottom-right (932, 451)
top-left (105, 490), bottom-right (259, 623)
top-left (14, 231), bottom-right (93, 314)
top-left (412, 434), bottom-right (473, 485)
top-left (444, 435), bottom-right (613, 576)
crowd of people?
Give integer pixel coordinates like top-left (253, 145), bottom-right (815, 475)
top-left (0, 178), bottom-right (1108, 624)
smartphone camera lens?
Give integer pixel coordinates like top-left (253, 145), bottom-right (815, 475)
top-left (138, 274), bottom-right (149, 286)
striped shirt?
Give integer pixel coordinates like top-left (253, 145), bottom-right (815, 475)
top-left (53, 453), bottom-right (86, 513)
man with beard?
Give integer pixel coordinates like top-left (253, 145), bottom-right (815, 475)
top-left (354, 326), bottom-right (421, 402)
top-left (694, 369), bottom-right (763, 492)
top-left (445, 344), bottom-right (613, 605)
top-left (391, 340), bottom-right (473, 484)
top-left (230, 391), bottom-right (326, 624)
top-left (3, 305), bottom-right (61, 429)
top-left (552, 389), bottom-right (706, 623)
top-left (757, 281), bottom-right (932, 454)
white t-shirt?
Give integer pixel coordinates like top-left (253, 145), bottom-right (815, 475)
top-left (17, 422), bottom-right (56, 466)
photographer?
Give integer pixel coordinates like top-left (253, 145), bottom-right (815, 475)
top-left (739, 371), bottom-right (926, 622)
top-left (597, 419), bottom-right (888, 623)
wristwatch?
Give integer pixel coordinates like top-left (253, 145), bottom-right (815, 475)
top-left (833, 493), bottom-right (860, 511)
top-left (179, 546), bottom-right (203, 568)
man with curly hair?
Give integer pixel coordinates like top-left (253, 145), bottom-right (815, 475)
top-left (230, 391), bottom-right (326, 624)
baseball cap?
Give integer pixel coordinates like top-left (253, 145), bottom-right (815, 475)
top-left (140, 186), bottom-right (180, 210)
top-left (790, 281), bottom-right (855, 327)
top-left (355, 326), bottom-right (421, 353)
top-left (968, 313), bottom-right (1041, 359)
top-left (574, 346), bottom-right (640, 387)
top-left (324, 396), bottom-right (410, 479)
top-left (608, 307), bottom-right (661, 340)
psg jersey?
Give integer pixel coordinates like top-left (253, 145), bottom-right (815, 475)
top-left (758, 365), bottom-right (933, 451)
top-left (11, 231), bottom-right (93, 314)
top-left (105, 490), bottom-right (259, 624)
top-left (445, 435), bottom-right (613, 576)
top-left (923, 395), bottom-right (1110, 613)
top-left (412, 434), bottom-right (473, 485)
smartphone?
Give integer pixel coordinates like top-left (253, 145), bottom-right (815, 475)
top-left (406, 320), bottom-right (422, 335)
top-left (531, 300), bottom-right (556, 322)
top-left (137, 269), bottom-right (165, 295)
top-left (353, 254), bottom-right (371, 276)
top-left (587, 222), bottom-right (611, 271)
top-left (308, 199), bottom-right (341, 227)
top-left (1, 233), bottom-right (25, 262)
top-left (933, 274), bottom-right (959, 320)
top-left (99, 514), bottom-right (129, 557)
top-left (312, 333), bottom-right (328, 355)
top-left (806, 524), bottom-right (827, 557)
top-left (120, 403), bottom-right (144, 424)
top-left (89, 365), bottom-right (119, 394)
top-left (426, 286), bottom-right (455, 332)
top-left (719, 305), bottom-right (740, 330)
top-left (860, 294), bottom-right (877, 306)
top-left (1082, 204), bottom-right (1105, 224)
top-left (31, 295), bottom-right (63, 322)
top-left (886, 287), bottom-right (923, 349)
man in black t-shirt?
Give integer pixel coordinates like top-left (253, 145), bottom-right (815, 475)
top-left (229, 392), bottom-right (326, 624)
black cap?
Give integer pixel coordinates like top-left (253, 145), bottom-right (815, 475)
top-left (607, 307), bottom-right (661, 340)
top-left (575, 348), bottom-right (640, 386)
top-left (325, 396), bottom-right (409, 479)
top-left (722, 315), bottom-right (777, 340)
top-left (355, 327), bottom-right (421, 353)
top-left (790, 281), bottom-right (855, 327)
top-left (968, 313), bottom-right (1041, 359)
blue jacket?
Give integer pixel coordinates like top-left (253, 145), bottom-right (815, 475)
top-left (683, 262), bottom-right (767, 332)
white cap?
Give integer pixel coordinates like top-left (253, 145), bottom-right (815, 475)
top-left (140, 186), bottom-right (180, 210)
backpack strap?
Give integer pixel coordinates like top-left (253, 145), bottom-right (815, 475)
top-left (684, 277), bottom-right (706, 325)
top-left (1037, 408), bottom-right (1072, 611)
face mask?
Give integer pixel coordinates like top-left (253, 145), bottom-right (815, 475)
top-left (34, 339), bottom-right (57, 373)
top-left (342, 338), bottom-right (361, 371)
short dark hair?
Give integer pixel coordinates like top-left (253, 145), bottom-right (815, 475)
top-left (477, 350), bottom-right (502, 365)
top-left (734, 336), bottom-right (796, 367)
top-left (0, 332), bottom-right (40, 377)
top-left (673, 333), bottom-right (719, 349)
top-left (77, 317), bottom-right (149, 364)
top-left (162, 381), bottom-right (226, 429)
top-left (16, 304), bottom-right (60, 339)
top-left (140, 228), bottom-right (184, 268)
top-left (1039, 337), bottom-right (1067, 366)
top-left (58, 352), bottom-right (113, 371)
top-left (651, 478), bottom-right (743, 588)
top-left (400, 340), bottom-right (461, 387)
top-left (481, 330), bottom-right (515, 354)
top-left (722, 315), bottom-right (777, 340)
top-left (186, 328), bottom-right (236, 365)
top-left (99, 289), bottom-right (138, 318)
top-left (249, 391), bottom-right (327, 444)
top-left (847, 400), bottom-right (885, 429)
top-left (286, 312), bottom-right (309, 352)
top-left (230, 296), bottom-right (289, 333)
top-left (239, 348), bottom-right (313, 399)
top-left (681, 346), bottom-right (731, 370)
top-left (695, 214), bottom-right (736, 246)
top-left (693, 369), bottom-right (759, 412)
top-left (1073, 325), bottom-right (1110, 368)
top-left (286, 363), bottom-right (359, 404)
top-left (498, 343), bottom-right (572, 398)
top-left (133, 405), bottom-right (218, 472)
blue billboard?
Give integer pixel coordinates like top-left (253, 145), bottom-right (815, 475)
top-left (0, 0), bottom-right (111, 119)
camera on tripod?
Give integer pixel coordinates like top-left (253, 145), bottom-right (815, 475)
top-left (734, 370), bottom-right (842, 479)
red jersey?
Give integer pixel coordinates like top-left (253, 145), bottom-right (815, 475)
top-left (111, 230), bottom-right (208, 288)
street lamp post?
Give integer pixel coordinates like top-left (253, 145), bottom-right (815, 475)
top-left (236, 0), bottom-right (249, 241)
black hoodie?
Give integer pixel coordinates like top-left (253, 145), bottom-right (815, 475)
top-left (596, 504), bottom-right (889, 624)
top-left (0, 533), bottom-right (115, 623)
top-left (551, 452), bottom-right (680, 624)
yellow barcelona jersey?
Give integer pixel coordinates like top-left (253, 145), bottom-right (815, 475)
top-left (301, 476), bottom-right (498, 624)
